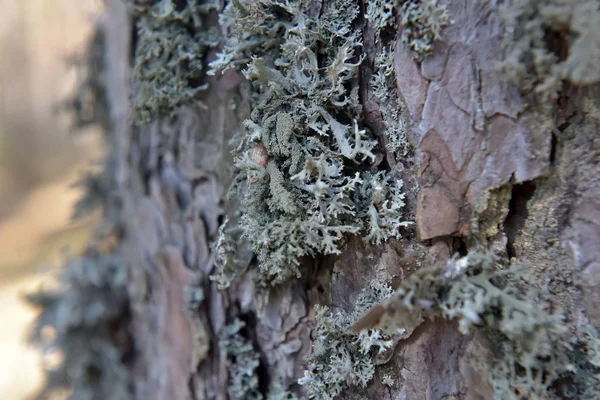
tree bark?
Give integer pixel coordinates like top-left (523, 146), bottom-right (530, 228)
top-left (45, 0), bottom-right (599, 399)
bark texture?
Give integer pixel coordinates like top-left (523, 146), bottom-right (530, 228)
top-left (36, 0), bottom-right (599, 399)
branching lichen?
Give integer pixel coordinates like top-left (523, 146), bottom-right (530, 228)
top-left (221, 318), bottom-right (297, 400)
top-left (372, 47), bottom-right (410, 154)
top-left (27, 250), bottom-right (132, 400)
top-left (400, 0), bottom-right (451, 61)
top-left (366, 1), bottom-right (451, 153)
top-left (127, 0), bottom-right (220, 124)
top-left (366, 0), bottom-right (396, 33)
top-left (28, 21), bottom-right (132, 398)
top-left (210, 0), bottom-right (412, 285)
top-left (354, 252), bottom-right (600, 399)
top-left (211, 216), bottom-right (244, 289)
top-left (220, 318), bottom-right (263, 400)
top-left (298, 280), bottom-right (397, 399)
top-left (59, 22), bottom-right (109, 131)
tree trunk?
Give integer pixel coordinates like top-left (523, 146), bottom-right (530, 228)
top-left (31, 0), bottom-right (600, 399)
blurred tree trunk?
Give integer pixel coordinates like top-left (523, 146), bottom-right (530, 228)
top-left (101, 0), bottom-right (600, 399)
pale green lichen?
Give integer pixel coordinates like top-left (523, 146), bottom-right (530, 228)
top-left (401, 0), bottom-right (451, 61)
top-left (372, 46), bottom-right (410, 154)
top-left (365, 0), bottom-right (396, 33)
top-left (27, 250), bottom-right (132, 400)
top-left (355, 252), bottom-right (600, 399)
top-left (60, 22), bottom-right (109, 131)
top-left (220, 318), bottom-right (263, 400)
top-left (499, 0), bottom-right (600, 102)
top-left (382, 374), bottom-right (394, 387)
top-left (210, 0), bottom-right (412, 285)
top-left (127, 0), bottom-right (220, 124)
top-left (366, 0), bottom-right (449, 152)
top-left (298, 280), bottom-right (397, 399)
top-left (28, 23), bottom-right (132, 399)
top-left (220, 318), bottom-right (297, 400)
top-left (211, 216), bottom-right (243, 289)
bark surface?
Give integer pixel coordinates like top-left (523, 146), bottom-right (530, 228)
top-left (93, 0), bottom-right (600, 399)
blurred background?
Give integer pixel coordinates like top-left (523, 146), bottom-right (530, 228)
top-left (0, 0), bottom-right (105, 397)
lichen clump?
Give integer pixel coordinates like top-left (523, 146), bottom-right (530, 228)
top-left (366, 0), bottom-right (451, 152)
top-left (220, 318), bottom-right (263, 400)
top-left (211, 0), bottom-right (412, 285)
top-left (371, 47), bottom-right (410, 154)
top-left (355, 252), bottom-right (600, 399)
top-left (220, 318), bottom-right (297, 400)
top-left (298, 281), bottom-right (397, 399)
top-left (366, 0), bottom-right (451, 62)
top-left (400, 0), bottom-right (451, 61)
top-left (27, 251), bottom-right (132, 400)
top-left (128, 0), bottom-right (220, 124)
top-left (27, 21), bottom-right (132, 398)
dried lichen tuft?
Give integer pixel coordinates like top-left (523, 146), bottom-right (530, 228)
top-left (299, 280), bottom-right (397, 399)
top-left (27, 251), bottom-right (132, 400)
top-left (354, 252), bottom-right (600, 399)
top-left (127, 0), bottom-right (220, 124)
top-left (371, 47), bottom-right (411, 154)
top-left (401, 0), bottom-right (451, 61)
top-left (220, 318), bottom-right (263, 400)
top-left (27, 20), bottom-right (132, 399)
top-left (220, 318), bottom-right (297, 400)
top-left (210, 0), bottom-right (412, 286)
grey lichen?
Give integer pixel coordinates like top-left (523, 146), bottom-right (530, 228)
top-left (366, 0), bottom-right (451, 61)
top-left (27, 249), bottom-right (132, 400)
top-left (185, 283), bottom-right (210, 366)
top-left (365, 0), bottom-right (451, 152)
top-left (400, 0), bottom-right (451, 61)
top-left (28, 153), bottom-right (132, 399)
top-left (27, 20), bottom-right (132, 399)
top-left (298, 280), bottom-right (397, 399)
top-left (220, 318), bottom-right (297, 400)
top-left (210, 0), bottom-right (412, 285)
top-left (127, 0), bottom-right (220, 124)
top-left (365, 0), bottom-right (396, 33)
top-left (382, 374), bottom-right (394, 387)
top-left (60, 22), bottom-right (109, 131)
top-left (499, 0), bottom-right (600, 102)
top-left (211, 216), bottom-right (242, 289)
top-left (220, 318), bottom-right (263, 400)
top-left (371, 47), bottom-right (410, 154)
top-left (354, 252), bottom-right (600, 399)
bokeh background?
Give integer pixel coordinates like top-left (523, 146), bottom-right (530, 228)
top-left (0, 0), bottom-right (105, 397)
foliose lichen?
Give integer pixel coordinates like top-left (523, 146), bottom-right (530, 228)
top-left (210, 0), bottom-right (412, 286)
top-left (28, 144), bottom-right (131, 400)
top-left (127, 0), bottom-right (220, 124)
top-left (354, 252), bottom-right (600, 399)
top-left (499, 0), bottom-right (600, 102)
top-left (382, 374), bottom-right (394, 387)
top-left (298, 280), bottom-right (398, 399)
